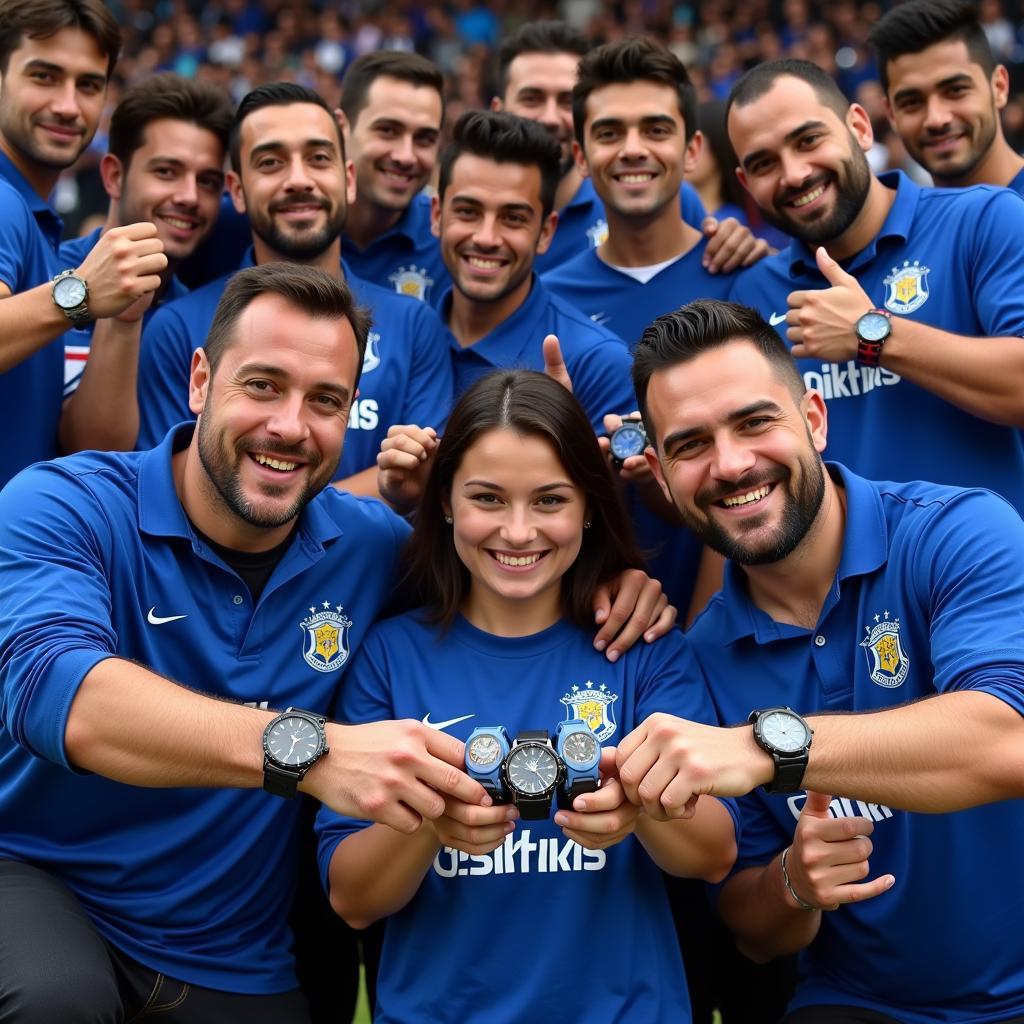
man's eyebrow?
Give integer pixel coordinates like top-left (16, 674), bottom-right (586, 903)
top-left (740, 120), bottom-right (828, 172)
top-left (892, 72), bottom-right (974, 106)
top-left (660, 400), bottom-right (783, 449)
top-left (24, 58), bottom-right (106, 88)
top-left (248, 137), bottom-right (337, 162)
top-left (233, 362), bottom-right (351, 401)
top-left (589, 113), bottom-right (677, 133)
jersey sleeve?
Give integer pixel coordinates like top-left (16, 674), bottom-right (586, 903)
top-left (965, 188), bottom-right (1024, 338)
top-left (136, 303), bottom-right (197, 449)
top-left (0, 463), bottom-right (119, 767)
top-left (0, 187), bottom-right (36, 292)
top-left (679, 182), bottom-right (707, 230)
top-left (395, 302), bottom-right (454, 433)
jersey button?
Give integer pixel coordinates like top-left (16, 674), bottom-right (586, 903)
top-left (232, 594), bottom-right (244, 606)
top-left (814, 635), bottom-right (826, 647)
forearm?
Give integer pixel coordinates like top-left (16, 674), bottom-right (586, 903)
top-left (331, 464), bottom-right (380, 499)
top-left (328, 822), bottom-right (440, 929)
top-left (59, 317), bottom-right (141, 453)
top-left (717, 857), bottom-right (821, 962)
top-left (0, 284), bottom-right (72, 371)
top-left (635, 796), bottom-right (737, 882)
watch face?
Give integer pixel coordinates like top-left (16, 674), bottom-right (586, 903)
top-left (506, 743), bottom-right (559, 795)
top-left (468, 734), bottom-right (503, 769)
top-left (760, 711), bottom-right (810, 753)
top-left (562, 730), bottom-right (597, 767)
top-left (266, 715), bottom-right (323, 766)
top-left (610, 423), bottom-right (647, 461)
top-left (857, 312), bottom-right (890, 343)
top-left (55, 275), bottom-right (87, 308)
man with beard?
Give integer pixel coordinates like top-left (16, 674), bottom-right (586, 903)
top-left (726, 59), bottom-right (1024, 516)
top-left (869, 0), bottom-right (1024, 195)
top-left (136, 83), bottom-right (451, 498)
top-left (0, 262), bottom-right (490, 1022)
top-left (618, 298), bottom-right (1024, 1024)
top-left (0, 0), bottom-right (168, 485)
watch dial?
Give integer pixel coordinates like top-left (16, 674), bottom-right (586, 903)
top-left (507, 744), bottom-right (559, 795)
top-left (611, 424), bottom-right (646, 461)
top-left (267, 716), bottom-right (322, 766)
top-left (468, 734), bottom-right (502, 768)
top-left (56, 276), bottom-right (87, 307)
top-left (761, 711), bottom-right (809, 753)
top-left (562, 731), bottom-right (597, 767)
top-left (858, 312), bottom-right (890, 342)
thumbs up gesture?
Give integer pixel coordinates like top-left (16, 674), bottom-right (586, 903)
top-left (782, 790), bottom-right (895, 911)
top-left (785, 247), bottom-right (874, 362)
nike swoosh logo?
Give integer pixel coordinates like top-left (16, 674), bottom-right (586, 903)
top-left (147, 607), bottom-right (188, 626)
top-left (422, 713), bottom-right (475, 732)
top-left (769, 312), bottom-right (787, 326)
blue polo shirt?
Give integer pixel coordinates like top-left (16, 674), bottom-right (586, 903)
top-left (341, 193), bottom-right (449, 306)
top-left (1008, 166), bottom-right (1024, 195)
top-left (136, 250), bottom-right (453, 476)
top-left (59, 226), bottom-right (189, 397)
top-left (729, 170), bottom-right (1024, 513)
top-left (442, 276), bottom-right (635, 433)
top-left (0, 423), bottom-right (411, 992)
top-left (0, 150), bottom-right (67, 486)
top-left (535, 178), bottom-right (706, 276)
top-left (692, 464), bottom-right (1024, 1023)
top-left (177, 192), bottom-right (251, 289)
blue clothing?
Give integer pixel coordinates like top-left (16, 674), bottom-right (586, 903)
top-left (535, 177), bottom-right (706, 276)
top-left (177, 192), bottom-right (251, 289)
top-left (0, 151), bottom-right (67, 486)
top-left (0, 424), bottom-right (411, 992)
top-left (442, 276), bottom-right (635, 434)
top-left (316, 614), bottom-right (739, 1024)
top-left (1008, 166), bottom-right (1024, 196)
top-left (692, 464), bottom-right (1024, 1023)
top-left (729, 171), bottom-right (1024, 513)
top-left (341, 192), bottom-right (449, 306)
top-left (136, 250), bottom-right (453, 476)
top-left (59, 227), bottom-right (189, 397)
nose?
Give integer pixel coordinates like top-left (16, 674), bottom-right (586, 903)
top-left (778, 149), bottom-right (814, 190)
top-left (174, 174), bottom-right (200, 207)
top-left (499, 504), bottom-right (538, 547)
top-left (621, 126), bottom-right (648, 159)
top-left (710, 433), bottom-right (757, 483)
top-left (923, 95), bottom-right (953, 132)
top-left (284, 153), bottom-right (315, 192)
top-left (391, 131), bottom-right (415, 166)
top-left (538, 96), bottom-right (561, 131)
top-left (471, 212), bottom-right (500, 249)
top-left (50, 80), bottom-right (82, 121)
top-left (265, 393), bottom-right (311, 444)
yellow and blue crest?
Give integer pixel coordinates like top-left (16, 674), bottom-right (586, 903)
top-left (388, 264), bottom-right (434, 303)
top-left (586, 218), bottom-right (609, 249)
top-left (560, 681), bottom-right (618, 741)
top-left (859, 610), bottom-right (909, 689)
top-left (300, 602), bottom-right (353, 673)
top-left (883, 259), bottom-right (930, 315)
top-left (362, 331), bottom-right (381, 375)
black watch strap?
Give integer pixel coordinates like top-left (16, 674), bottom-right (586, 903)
top-left (556, 777), bottom-right (599, 811)
top-left (767, 753), bottom-right (809, 794)
top-left (263, 761), bottom-right (302, 798)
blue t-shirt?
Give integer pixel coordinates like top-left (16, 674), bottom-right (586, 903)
top-left (1007, 166), bottom-right (1024, 195)
top-left (0, 424), bottom-right (411, 992)
top-left (136, 250), bottom-right (453, 475)
top-left (443, 276), bottom-right (635, 434)
top-left (729, 171), bottom-right (1024, 513)
top-left (0, 151), bottom-right (67, 486)
top-left (341, 192), bottom-right (449, 306)
top-left (316, 614), bottom-right (738, 1024)
top-left (692, 464), bottom-right (1024, 1023)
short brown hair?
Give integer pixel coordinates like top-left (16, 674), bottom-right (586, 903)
top-left (0, 0), bottom-right (121, 76)
top-left (340, 50), bottom-right (444, 127)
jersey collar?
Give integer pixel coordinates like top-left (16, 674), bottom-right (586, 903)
top-left (0, 149), bottom-right (63, 250)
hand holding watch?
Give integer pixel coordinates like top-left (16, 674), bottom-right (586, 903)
top-left (609, 417), bottom-right (648, 469)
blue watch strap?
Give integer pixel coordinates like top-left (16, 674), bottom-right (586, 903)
top-left (465, 726), bottom-right (510, 803)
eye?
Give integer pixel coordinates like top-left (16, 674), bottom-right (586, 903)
top-left (504, 212), bottom-right (529, 227)
top-left (536, 494), bottom-right (568, 508)
top-left (670, 437), bottom-right (707, 459)
top-left (469, 491), bottom-right (502, 505)
top-left (309, 150), bottom-right (334, 164)
top-left (200, 175), bottom-right (225, 193)
top-left (30, 70), bottom-right (55, 83)
top-left (79, 79), bottom-right (103, 96)
top-left (743, 416), bottom-right (771, 431)
top-left (312, 393), bottom-right (343, 410)
top-left (798, 133), bottom-right (822, 149)
top-left (245, 378), bottom-right (275, 395)
top-left (152, 166), bottom-right (176, 180)
top-left (256, 155), bottom-right (282, 171)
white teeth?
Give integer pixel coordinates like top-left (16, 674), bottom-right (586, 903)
top-left (494, 552), bottom-right (541, 567)
top-left (792, 185), bottom-right (825, 208)
top-left (253, 454), bottom-right (298, 472)
top-left (722, 485), bottom-right (771, 507)
top-left (162, 216), bottom-right (194, 229)
top-left (618, 173), bottom-right (655, 183)
top-left (467, 256), bottom-right (502, 269)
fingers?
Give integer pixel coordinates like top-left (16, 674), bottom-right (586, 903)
top-left (800, 789), bottom-right (835, 819)
top-left (740, 237), bottom-right (771, 269)
top-left (701, 217), bottom-right (756, 274)
top-left (592, 569), bottom-right (665, 661)
top-left (435, 801), bottom-right (518, 855)
top-left (542, 334), bottom-right (573, 393)
top-left (554, 779), bottom-right (639, 849)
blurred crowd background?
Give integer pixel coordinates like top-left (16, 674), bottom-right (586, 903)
top-left (56, 0), bottom-right (1024, 235)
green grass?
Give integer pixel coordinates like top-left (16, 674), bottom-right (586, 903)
top-left (352, 966), bottom-right (371, 1024)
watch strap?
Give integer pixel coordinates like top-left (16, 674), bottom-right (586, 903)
top-left (855, 308), bottom-right (891, 367)
top-left (508, 731), bottom-right (557, 819)
top-left (52, 270), bottom-right (92, 326)
top-left (556, 777), bottom-right (599, 811)
top-left (262, 709), bottom-right (328, 799)
top-left (263, 761), bottom-right (302, 798)
top-left (767, 753), bottom-right (809, 794)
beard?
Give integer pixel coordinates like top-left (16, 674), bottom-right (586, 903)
top-left (248, 196), bottom-right (346, 261)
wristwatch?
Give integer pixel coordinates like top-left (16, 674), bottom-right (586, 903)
top-left (854, 308), bottom-right (891, 367)
top-left (51, 270), bottom-right (92, 326)
top-left (501, 730), bottom-right (564, 820)
top-left (555, 720), bottom-right (601, 810)
top-left (748, 707), bottom-right (813, 794)
top-left (465, 726), bottom-right (511, 803)
top-left (262, 707), bottom-right (329, 798)
top-left (609, 417), bottom-right (648, 469)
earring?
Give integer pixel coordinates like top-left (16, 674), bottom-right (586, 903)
top-left (444, 515), bottom-right (453, 524)
top-left (584, 519), bottom-right (592, 529)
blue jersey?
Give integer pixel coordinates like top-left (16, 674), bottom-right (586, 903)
top-left (136, 250), bottom-right (453, 474)
top-left (443, 276), bottom-right (635, 434)
top-left (341, 193), bottom-right (449, 306)
top-left (316, 614), bottom-right (738, 1024)
top-left (729, 171), bottom-right (1024, 513)
top-left (535, 177), bottom-right (706, 276)
top-left (1007, 166), bottom-right (1024, 195)
top-left (0, 151), bottom-right (67, 486)
top-left (0, 424), bottom-right (411, 992)
top-left (691, 464), bottom-right (1024, 1023)
top-left (177, 192), bottom-right (251, 289)
top-left (59, 226), bottom-right (189, 397)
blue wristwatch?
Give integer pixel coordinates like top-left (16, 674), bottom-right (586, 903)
top-left (555, 720), bottom-right (601, 810)
top-left (465, 726), bottom-right (511, 803)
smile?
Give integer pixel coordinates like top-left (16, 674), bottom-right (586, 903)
top-left (790, 184), bottom-right (826, 208)
top-left (490, 550), bottom-right (545, 567)
top-left (159, 214), bottom-right (198, 230)
top-left (465, 255), bottom-right (505, 269)
top-left (615, 172), bottom-right (656, 184)
top-left (720, 484), bottom-right (773, 508)
top-left (251, 453), bottom-right (300, 472)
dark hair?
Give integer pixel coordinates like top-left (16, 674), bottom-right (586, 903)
top-left (0, 0), bottom-right (121, 76)
top-left (437, 110), bottom-right (561, 219)
top-left (204, 264), bottom-right (371, 391)
top-left (633, 300), bottom-right (806, 445)
top-left (869, 0), bottom-right (995, 93)
top-left (497, 20), bottom-right (588, 96)
top-left (230, 82), bottom-right (344, 173)
top-left (340, 50), bottom-right (444, 126)
top-left (406, 370), bottom-right (643, 631)
top-left (108, 74), bottom-right (233, 169)
top-left (697, 99), bottom-right (748, 211)
top-left (727, 58), bottom-right (850, 122)
top-left (573, 36), bottom-right (698, 146)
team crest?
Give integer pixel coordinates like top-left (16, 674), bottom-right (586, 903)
top-left (560, 682), bottom-right (618, 741)
top-left (300, 602), bottom-right (353, 673)
top-left (859, 610), bottom-right (910, 689)
top-left (388, 265), bottom-right (433, 302)
top-left (883, 260), bottom-right (930, 315)
top-left (362, 331), bottom-right (381, 374)
top-left (586, 218), bottom-right (609, 248)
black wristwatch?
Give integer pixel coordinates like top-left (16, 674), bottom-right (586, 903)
top-left (748, 707), bottom-right (813, 794)
top-left (854, 308), bottom-right (892, 367)
top-left (262, 708), bottom-right (329, 798)
top-left (501, 730), bottom-right (565, 820)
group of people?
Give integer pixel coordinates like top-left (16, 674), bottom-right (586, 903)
top-left (2, 0), bottom-right (1024, 1022)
